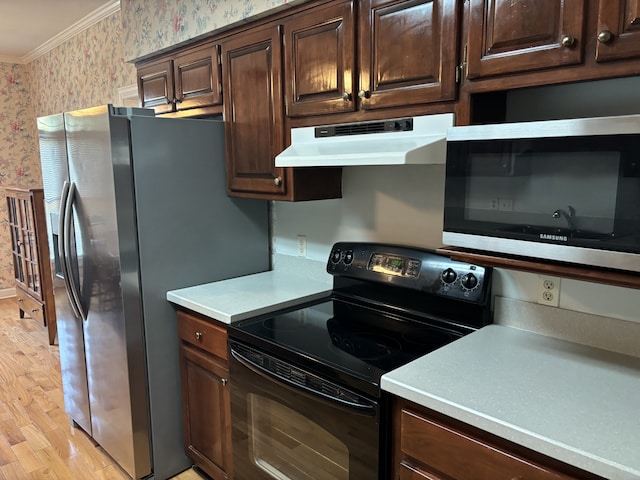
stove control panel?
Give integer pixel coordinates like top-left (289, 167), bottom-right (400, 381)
top-left (327, 242), bottom-right (491, 303)
top-left (368, 253), bottom-right (422, 278)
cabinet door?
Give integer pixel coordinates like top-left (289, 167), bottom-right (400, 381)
top-left (222, 25), bottom-right (286, 196)
top-left (359, 0), bottom-right (458, 109)
top-left (595, 0), bottom-right (640, 62)
top-left (392, 399), bottom-right (604, 480)
top-left (137, 58), bottom-right (175, 114)
top-left (466, 0), bottom-right (585, 78)
top-left (7, 193), bottom-right (36, 293)
top-left (6, 188), bottom-right (56, 345)
top-left (180, 343), bottom-right (232, 480)
top-left (174, 43), bottom-right (223, 111)
top-left (284, 0), bottom-right (356, 116)
top-left (398, 408), bottom-right (580, 480)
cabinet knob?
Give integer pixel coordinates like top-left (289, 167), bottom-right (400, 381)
top-left (221, 378), bottom-right (228, 386)
top-left (342, 92), bottom-right (352, 101)
top-left (357, 90), bottom-right (370, 99)
top-left (561, 35), bottom-right (576, 47)
top-left (195, 331), bottom-right (203, 341)
top-left (175, 97), bottom-right (183, 104)
top-left (18, 298), bottom-right (24, 303)
top-left (166, 98), bottom-right (172, 105)
top-left (31, 308), bottom-right (39, 313)
top-left (597, 30), bottom-right (613, 44)
top-left (274, 177), bottom-right (282, 186)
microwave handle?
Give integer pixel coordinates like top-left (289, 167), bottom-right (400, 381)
top-left (230, 344), bottom-right (376, 415)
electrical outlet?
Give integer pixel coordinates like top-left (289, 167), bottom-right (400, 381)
top-left (297, 235), bottom-right (307, 257)
top-left (490, 198), bottom-right (499, 210)
top-left (537, 276), bottom-right (560, 307)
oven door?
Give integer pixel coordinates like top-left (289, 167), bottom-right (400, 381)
top-left (229, 341), bottom-right (381, 480)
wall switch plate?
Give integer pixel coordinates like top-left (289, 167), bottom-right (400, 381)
top-left (537, 276), bottom-right (560, 307)
top-left (297, 235), bottom-right (307, 257)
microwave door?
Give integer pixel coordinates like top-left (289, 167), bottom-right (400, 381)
top-left (443, 119), bottom-right (640, 272)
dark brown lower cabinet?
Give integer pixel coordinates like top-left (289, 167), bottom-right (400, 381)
top-left (178, 309), bottom-right (232, 480)
top-left (392, 397), bottom-right (605, 480)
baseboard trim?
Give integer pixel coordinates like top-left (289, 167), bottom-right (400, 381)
top-left (0, 288), bottom-right (16, 300)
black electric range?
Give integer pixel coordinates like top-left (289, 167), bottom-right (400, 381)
top-left (228, 242), bottom-right (493, 399)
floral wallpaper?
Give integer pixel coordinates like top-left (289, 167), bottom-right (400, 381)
top-left (1, 0), bottom-right (304, 292)
top-left (0, 11), bottom-right (136, 292)
top-left (30, 12), bottom-right (137, 117)
top-left (122, 0), bottom-right (308, 62)
top-left (0, 64), bottom-right (41, 290)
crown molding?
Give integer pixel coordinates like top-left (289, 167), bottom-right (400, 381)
top-left (0, 54), bottom-right (23, 64)
top-left (20, 0), bottom-right (120, 65)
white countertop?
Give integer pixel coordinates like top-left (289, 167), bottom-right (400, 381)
top-left (166, 256), bottom-right (332, 323)
top-left (381, 324), bottom-right (640, 480)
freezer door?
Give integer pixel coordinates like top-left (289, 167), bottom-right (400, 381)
top-left (37, 113), bottom-right (92, 435)
top-left (63, 105), bottom-right (151, 479)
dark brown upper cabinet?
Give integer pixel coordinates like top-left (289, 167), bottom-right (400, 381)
top-left (284, 1), bottom-right (356, 116)
top-left (283, 0), bottom-right (459, 117)
top-left (222, 25), bottom-right (288, 197)
top-left (594, 0), bottom-right (640, 62)
top-left (466, 0), bottom-right (586, 78)
top-left (137, 42), bottom-right (222, 115)
top-left (359, 0), bottom-right (459, 110)
top-left (138, 57), bottom-right (173, 113)
top-left (222, 23), bottom-right (342, 200)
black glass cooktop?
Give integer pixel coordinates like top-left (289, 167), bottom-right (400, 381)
top-left (228, 297), bottom-right (465, 395)
top-left (229, 243), bottom-right (492, 398)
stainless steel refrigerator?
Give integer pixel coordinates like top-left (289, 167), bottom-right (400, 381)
top-left (36, 105), bottom-right (270, 480)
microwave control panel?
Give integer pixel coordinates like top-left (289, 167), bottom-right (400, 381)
top-left (327, 242), bottom-right (491, 303)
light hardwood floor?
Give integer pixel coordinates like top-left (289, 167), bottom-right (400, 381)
top-left (0, 298), bottom-right (204, 480)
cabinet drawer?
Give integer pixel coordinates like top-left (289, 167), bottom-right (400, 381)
top-left (400, 408), bottom-right (574, 480)
top-left (177, 311), bottom-right (227, 361)
top-left (16, 288), bottom-right (44, 324)
top-left (399, 461), bottom-right (445, 480)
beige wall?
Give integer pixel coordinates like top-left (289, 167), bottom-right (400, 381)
top-left (0, 11), bottom-right (136, 292)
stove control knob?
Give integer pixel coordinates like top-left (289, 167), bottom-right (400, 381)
top-left (331, 249), bottom-right (342, 264)
top-left (461, 273), bottom-right (478, 290)
top-left (343, 250), bottom-right (354, 265)
top-left (441, 268), bottom-right (457, 284)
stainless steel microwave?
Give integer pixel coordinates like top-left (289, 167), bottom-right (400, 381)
top-left (443, 114), bottom-right (640, 273)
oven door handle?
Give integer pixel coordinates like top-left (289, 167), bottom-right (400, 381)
top-left (230, 346), bottom-right (376, 415)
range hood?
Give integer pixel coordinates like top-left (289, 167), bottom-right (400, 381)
top-left (275, 113), bottom-right (454, 167)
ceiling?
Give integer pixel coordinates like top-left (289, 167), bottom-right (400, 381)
top-left (0, 0), bottom-right (116, 64)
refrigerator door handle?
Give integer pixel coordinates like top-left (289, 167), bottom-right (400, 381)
top-left (58, 181), bottom-right (82, 319)
top-left (63, 182), bottom-right (87, 320)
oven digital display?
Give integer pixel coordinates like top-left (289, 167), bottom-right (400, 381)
top-left (368, 253), bottom-right (421, 278)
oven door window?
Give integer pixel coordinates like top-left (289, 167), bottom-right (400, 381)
top-left (248, 394), bottom-right (349, 480)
